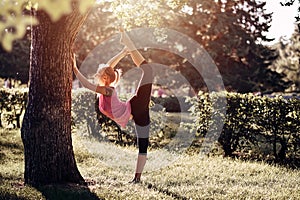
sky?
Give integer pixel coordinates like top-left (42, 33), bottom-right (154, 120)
top-left (263, 0), bottom-right (299, 43)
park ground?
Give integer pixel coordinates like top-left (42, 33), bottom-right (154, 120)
top-left (0, 128), bottom-right (300, 200)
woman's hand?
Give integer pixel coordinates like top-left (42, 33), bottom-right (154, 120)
top-left (72, 53), bottom-right (78, 71)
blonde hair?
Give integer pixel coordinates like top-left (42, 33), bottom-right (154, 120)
top-left (94, 64), bottom-right (121, 86)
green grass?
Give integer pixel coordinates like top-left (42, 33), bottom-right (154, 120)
top-left (1, 128), bottom-right (300, 200)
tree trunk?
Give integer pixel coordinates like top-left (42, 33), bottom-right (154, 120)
top-left (21, 5), bottom-right (89, 187)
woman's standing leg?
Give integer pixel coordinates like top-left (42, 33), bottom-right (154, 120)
top-left (130, 63), bottom-right (153, 183)
top-left (120, 29), bottom-right (153, 183)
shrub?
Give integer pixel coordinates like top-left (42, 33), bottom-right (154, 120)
top-left (0, 88), bottom-right (178, 148)
top-left (187, 91), bottom-right (300, 167)
top-left (3, 88), bottom-right (299, 167)
top-left (71, 89), bottom-right (176, 148)
top-left (0, 88), bottom-right (28, 128)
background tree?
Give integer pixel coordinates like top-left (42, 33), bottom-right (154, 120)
top-left (0, 37), bottom-right (30, 84)
top-left (74, 2), bottom-right (133, 77)
top-left (105, 0), bottom-right (290, 93)
top-left (166, 0), bottom-right (290, 92)
top-left (271, 31), bottom-right (300, 92)
top-left (2, 0), bottom-right (290, 94)
top-left (75, 2), bottom-right (117, 59)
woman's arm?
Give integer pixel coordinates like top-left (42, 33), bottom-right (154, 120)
top-left (106, 47), bottom-right (128, 69)
top-left (72, 55), bottom-right (113, 96)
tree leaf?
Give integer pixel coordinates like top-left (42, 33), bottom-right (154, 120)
top-left (79, 0), bottom-right (96, 14)
top-left (2, 33), bottom-right (15, 52)
top-left (36, 0), bottom-right (73, 21)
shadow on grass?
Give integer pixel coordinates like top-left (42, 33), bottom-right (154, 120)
top-left (0, 140), bottom-right (23, 150)
top-left (0, 140), bottom-right (23, 163)
top-left (38, 184), bottom-right (103, 200)
top-left (0, 181), bottom-right (103, 200)
top-left (0, 192), bottom-right (28, 200)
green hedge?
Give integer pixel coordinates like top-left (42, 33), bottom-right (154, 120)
top-left (187, 91), bottom-right (300, 167)
top-left (0, 88), bottom-right (173, 146)
top-left (1, 88), bottom-right (299, 167)
top-left (71, 89), bottom-right (174, 147)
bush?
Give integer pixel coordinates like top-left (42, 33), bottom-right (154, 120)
top-left (3, 88), bottom-right (299, 167)
top-left (0, 88), bottom-right (178, 148)
top-left (71, 89), bottom-right (177, 148)
top-left (187, 91), bottom-right (300, 167)
top-left (0, 88), bottom-right (28, 128)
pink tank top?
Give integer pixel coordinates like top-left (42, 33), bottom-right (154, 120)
top-left (98, 89), bottom-right (132, 128)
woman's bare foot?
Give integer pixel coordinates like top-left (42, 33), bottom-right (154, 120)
top-left (128, 177), bottom-right (141, 184)
top-left (119, 29), bottom-right (136, 51)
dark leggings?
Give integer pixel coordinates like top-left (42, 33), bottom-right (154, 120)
top-left (129, 62), bottom-right (153, 155)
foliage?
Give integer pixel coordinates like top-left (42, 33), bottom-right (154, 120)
top-left (0, 0), bottom-right (185, 52)
top-left (0, 37), bottom-right (30, 83)
top-left (77, 0), bottom-right (289, 93)
top-left (1, 0), bottom-right (291, 93)
top-left (111, 0), bottom-right (187, 30)
top-left (187, 91), bottom-right (300, 167)
top-left (0, 0), bottom-right (95, 51)
top-left (74, 2), bottom-right (120, 61)
top-left (0, 0), bottom-right (37, 51)
top-left (271, 31), bottom-right (300, 91)
top-left (0, 88), bottom-right (28, 128)
top-left (71, 88), bottom-right (100, 138)
top-left (165, 0), bottom-right (290, 92)
top-left (0, 87), bottom-right (178, 148)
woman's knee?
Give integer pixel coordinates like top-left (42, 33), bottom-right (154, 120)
top-left (134, 120), bottom-right (150, 137)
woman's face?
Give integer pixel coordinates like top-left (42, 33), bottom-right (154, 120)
top-left (100, 73), bottom-right (111, 86)
top-left (97, 67), bottom-right (115, 86)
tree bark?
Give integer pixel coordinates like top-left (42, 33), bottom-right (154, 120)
top-left (21, 4), bottom-right (89, 187)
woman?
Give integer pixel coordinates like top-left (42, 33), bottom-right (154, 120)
top-left (73, 30), bottom-right (152, 183)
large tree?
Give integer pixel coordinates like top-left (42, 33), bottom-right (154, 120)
top-left (20, 1), bottom-right (90, 186)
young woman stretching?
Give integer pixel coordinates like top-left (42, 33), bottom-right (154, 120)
top-left (73, 30), bottom-right (153, 183)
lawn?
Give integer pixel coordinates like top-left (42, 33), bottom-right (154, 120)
top-left (0, 128), bottom-right (300, 200)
